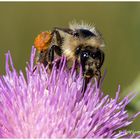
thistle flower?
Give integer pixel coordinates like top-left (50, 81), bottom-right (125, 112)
top-left (0, 47), bottom-right (140, 138)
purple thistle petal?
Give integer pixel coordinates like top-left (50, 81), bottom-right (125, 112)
top-left (0, 47), bottom-right (140, 138)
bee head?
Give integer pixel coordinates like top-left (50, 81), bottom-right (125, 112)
top-left (75, 45), bottom-right (104, 78)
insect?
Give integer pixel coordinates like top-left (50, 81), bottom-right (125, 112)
top-left (34, 22), bottom-right (105, 92)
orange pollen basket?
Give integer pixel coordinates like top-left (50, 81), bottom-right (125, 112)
top-left (34, 32), bottom-right (52, 51)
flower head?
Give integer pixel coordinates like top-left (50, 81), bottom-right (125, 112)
top-left (0, 47), bottom-right (140, 138)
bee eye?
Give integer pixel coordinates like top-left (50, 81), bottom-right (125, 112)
top-left (83, 52), bottom-right (89, 58)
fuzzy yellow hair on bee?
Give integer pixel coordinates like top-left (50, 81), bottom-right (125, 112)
top-left (69, 21), bottom-right (105, 47)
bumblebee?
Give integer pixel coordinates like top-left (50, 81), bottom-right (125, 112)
top-left (34, 22), bottom-right (105, 92)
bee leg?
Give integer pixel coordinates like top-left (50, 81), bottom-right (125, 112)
top-left (38, 51), bottom-right (48, 67)
top-left (48, 45), bottom-right (62, 70)
top-left (80, 66), bottom-right (92, 94)
top-left (47, 29), bottom-right (62, 70)
top-left (32, 50), bottom-right (48, 73)
top-left (81, 76), bottom-right (91, 93)
top-left (95, 69), bottom-right (101, 88)
top-left (48, 45), bottom-right (55, 70)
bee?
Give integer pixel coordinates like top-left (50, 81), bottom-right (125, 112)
top-left (34, 22), bottom-right (105, 92)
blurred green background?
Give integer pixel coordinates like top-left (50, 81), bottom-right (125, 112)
top-left (0, 2), bottom-right (140, 130)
